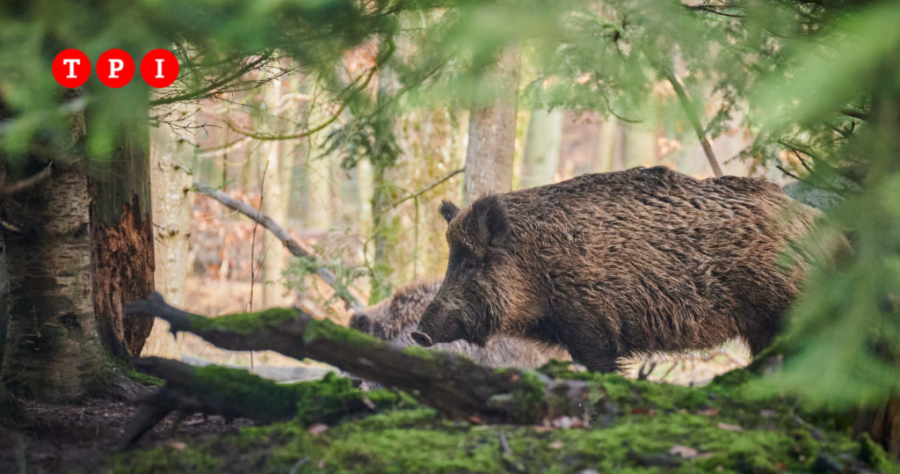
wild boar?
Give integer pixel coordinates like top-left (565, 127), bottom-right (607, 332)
top-left (412, 166), bottom-right (820, 373)
top-left (349, 280), bottom-right (570, 368)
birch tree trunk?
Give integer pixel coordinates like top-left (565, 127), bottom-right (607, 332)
top-left (463, 47), bottom-right (522, 205)
top-left (142, 104), bottom-right (197, 358)
top-left (520, 108), bottom-right (564, 188)
top-left (2, 164), bottom-right (106, 401)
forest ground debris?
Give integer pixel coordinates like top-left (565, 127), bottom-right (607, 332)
top-left (108, 362), bottom-right (900, 474)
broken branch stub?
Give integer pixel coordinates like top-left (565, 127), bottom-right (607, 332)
top-left (192, 182), bottom-right (364, 311)
top-left (125, 293), bottom-right (589, 424)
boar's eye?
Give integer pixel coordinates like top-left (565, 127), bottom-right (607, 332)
top-left (463, 259), bottom-right (477, 271)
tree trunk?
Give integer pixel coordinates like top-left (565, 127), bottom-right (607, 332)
top-left (368, 35), bottom-right (401, 303)
top-left (591, 116), bottom-right (619, 173)
top-left (261, 76), bottom-right (290, 308)
top-left (306, 87), bottom-right (332, 232)
top-left (521, 108), bottom-right (564, 188)
top-left (0, 225), bottom-right (16, 419)
top-left (142, 104), bottom-right (197, 359)
top-left (89, 97), bottom-right (155, 359)
top-left (624, 122), bottom-right (658, 169)
top-left (463, 47), bottom-right (521, 205)
top-left (1, 164), bottom-right (106, 401)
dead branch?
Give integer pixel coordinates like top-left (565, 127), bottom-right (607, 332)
top-left (125, 293), bottom-right (590, 425)
top-left (0, 164), bottom-right (52, 197)
top-left (121, 357), bottom-right (331, 448)
top-left (193, 182), bottom-right (364, 311)
top-left (663, 72), bottom-right (724, 178)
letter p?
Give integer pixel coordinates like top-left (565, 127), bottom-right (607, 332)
top-left (108, 59), bottom-right (124, 79)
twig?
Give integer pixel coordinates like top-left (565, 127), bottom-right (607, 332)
top-left (247, 159), bottom-right (270, 374)
top-left (226, 67), bottom-right (376, 141)
top-left (0, 164), bottom-right (52, 197)
top-left (193, 182), bottom-right (364, 311)
top-left (391, 168), bottom-right (464, 209)
top-left (839, 107), bottom-right (869, 121)
top-left (662, 71), bottom-right (723, 178)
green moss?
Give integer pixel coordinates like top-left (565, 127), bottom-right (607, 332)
top-left (191, 307), bottom-right (298, 335)
top-left (303, 317), bottom-right (384, 347)
top-left (294, 372), bottom-right (368, 425)
top-left (400, 344), bottom-right (440, 360)
top-left (107, 365), bottom-right (890, 474)
top-left (496, 369), bottom-right (549, 422)
top-left (193, 365), bottom-right (300, 422)
top-left (105, 353), bottom-right (164, 387)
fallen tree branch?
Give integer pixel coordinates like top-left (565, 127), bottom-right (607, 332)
top-left (125, 293), bottom-right (590, 425)
top-left (193, 182), bottom-right (364, 311)
top-left (121, 357), bottom-right (375, 447)
top-left (663, 71), bottom-right (723, 178)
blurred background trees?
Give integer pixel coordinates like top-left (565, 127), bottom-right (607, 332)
top-left (2, 0), bottom-right (900, 456)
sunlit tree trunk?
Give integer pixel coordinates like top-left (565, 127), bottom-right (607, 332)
top-left (367, 34), bottom-right (402, 303)
top-left (261, 75), bottom-right (290, 308)
top-left (592, 116), bottom-right (619, 173)
top-left (624, 122), bottom-right (657, 169)
top-left (463, 47), bottom-right (521, 204)
top-left (357, 157), bottom-right (374, 236)
top-left (306, 85), bottom-right (333, 232)
top-left (521, 108), bottom-right (563, 188)
top-left (142, 103), bottom-right (197, 358)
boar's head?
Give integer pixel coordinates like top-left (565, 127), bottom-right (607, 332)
top-left (412, 196), bottom-right (521, 348)
top-left (349, 311), bottom-right (387, 339)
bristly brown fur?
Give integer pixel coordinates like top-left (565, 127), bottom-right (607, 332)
top-left (349, 281), bottom-right (570, 368)
top-left (417, 166), bottom-right (826, 373)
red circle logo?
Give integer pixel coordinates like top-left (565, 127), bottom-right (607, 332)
top-left (52, 49), bottom-right (91, 88)
top-left (96, 49), bottom-right (135, 88)
top-left (140, 49), bottom-right (179, 88)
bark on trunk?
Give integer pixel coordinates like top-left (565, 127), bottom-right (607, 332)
top-left (1, 165), bottom-right (106, 401)
top-left (0, 230), bottom-right (6, 374)
top-left (89, 101), bottom-right (155, 358)
top-left (521, 108), bottom-right (564, 188)
top-left (463, 47), bottom-right (521, 205)
top-left (143, 104), bottom-right (197, 358)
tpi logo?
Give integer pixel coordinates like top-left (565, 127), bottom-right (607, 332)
top-left (52, 49), bottom-right (179, 89)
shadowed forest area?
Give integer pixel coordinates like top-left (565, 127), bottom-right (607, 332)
top-left (1, 1), bottom-right (900, 473)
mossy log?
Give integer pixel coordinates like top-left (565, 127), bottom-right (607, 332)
top-left (121, 357), bottom-right (383, 447)
top-left (124, 293), bottom-right (589, 425)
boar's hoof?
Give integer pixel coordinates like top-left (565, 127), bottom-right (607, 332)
top-left (411, 331), bottom-right (434, 347)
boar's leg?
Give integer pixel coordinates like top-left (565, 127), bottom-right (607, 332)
top-left (566, 344), bottom-right (621, 374)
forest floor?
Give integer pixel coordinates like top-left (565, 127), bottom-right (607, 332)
top-left (2, 364), bottom-right (898, 474)
top-left (0, 395), bottom-right (255, 474)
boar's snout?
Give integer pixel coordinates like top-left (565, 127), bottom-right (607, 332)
top-left (414, 307), bottom-right (466, 346)
top-left (410, 331), bottom-right (433, 347)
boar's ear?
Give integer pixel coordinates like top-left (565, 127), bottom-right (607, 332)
top-left (439, 200), bottom-right (460, 224)
top-left (472, 195), bottom-right (509, 250)
top-left (349, 313), bottom-right (373, 334)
